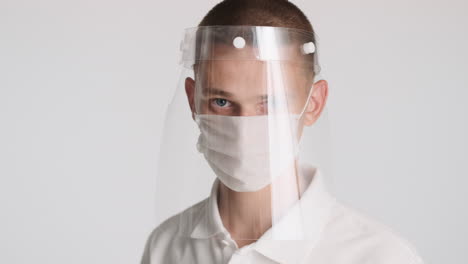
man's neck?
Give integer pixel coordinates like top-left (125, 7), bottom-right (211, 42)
top-left (217, 163), bottom-right (303, 248)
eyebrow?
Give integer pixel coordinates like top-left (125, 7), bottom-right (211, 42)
top-left (202, 87), bottom-right (294, 101)
top-left (202, 87), bottom-right (234, 98)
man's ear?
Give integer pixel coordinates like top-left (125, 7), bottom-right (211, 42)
top-left (185, 77), bottom-right (196, 120)
top-left (303, 79), bottom-right (329, 126)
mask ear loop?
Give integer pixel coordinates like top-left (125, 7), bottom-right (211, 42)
top-left (297, 72), bottom-right (324, 118)
top-left (293, 76), bottom-right (320, 158)
top-left (192, 77), bottom-right (203, 125)
top-left (298, 85), bottom-right (315, 119)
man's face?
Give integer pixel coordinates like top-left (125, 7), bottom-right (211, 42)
top-left (185, 44), bottom-right (328, 127)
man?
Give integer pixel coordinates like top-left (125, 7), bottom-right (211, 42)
top-left (142, 0), bottom-right (424, 263)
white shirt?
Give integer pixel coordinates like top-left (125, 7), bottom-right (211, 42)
top-left (141, 166), bottom-right (424, 264)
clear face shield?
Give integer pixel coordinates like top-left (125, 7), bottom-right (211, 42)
top-left (155, 26), bottom-right (332, 244)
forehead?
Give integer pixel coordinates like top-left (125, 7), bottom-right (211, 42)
top-left (196, 44), bottom-right (308, 90)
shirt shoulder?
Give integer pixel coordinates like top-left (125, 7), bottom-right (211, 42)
top-left (140, 198), bottom-right (208, 264)
top-left (317, 198), bottom-right (424, 264)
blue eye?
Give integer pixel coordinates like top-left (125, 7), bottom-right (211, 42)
top-left (214, 98), bottom-right (230, 107)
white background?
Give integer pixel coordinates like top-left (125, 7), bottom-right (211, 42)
top-left (1, 0), bottom-right (467, 263)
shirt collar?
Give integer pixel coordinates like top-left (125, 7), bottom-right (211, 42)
top-left (189, 178), bottom-right (225, 239)
top-left (189, 164), bottom-right (335, 263)
top-left (254, 166), bottom-right (335, 263)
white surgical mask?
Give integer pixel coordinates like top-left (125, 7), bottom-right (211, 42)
top-left (195, 113), bottom-right (302, 192)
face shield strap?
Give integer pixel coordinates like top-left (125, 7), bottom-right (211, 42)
top-left (180, 26), bottom-right (319, 68)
